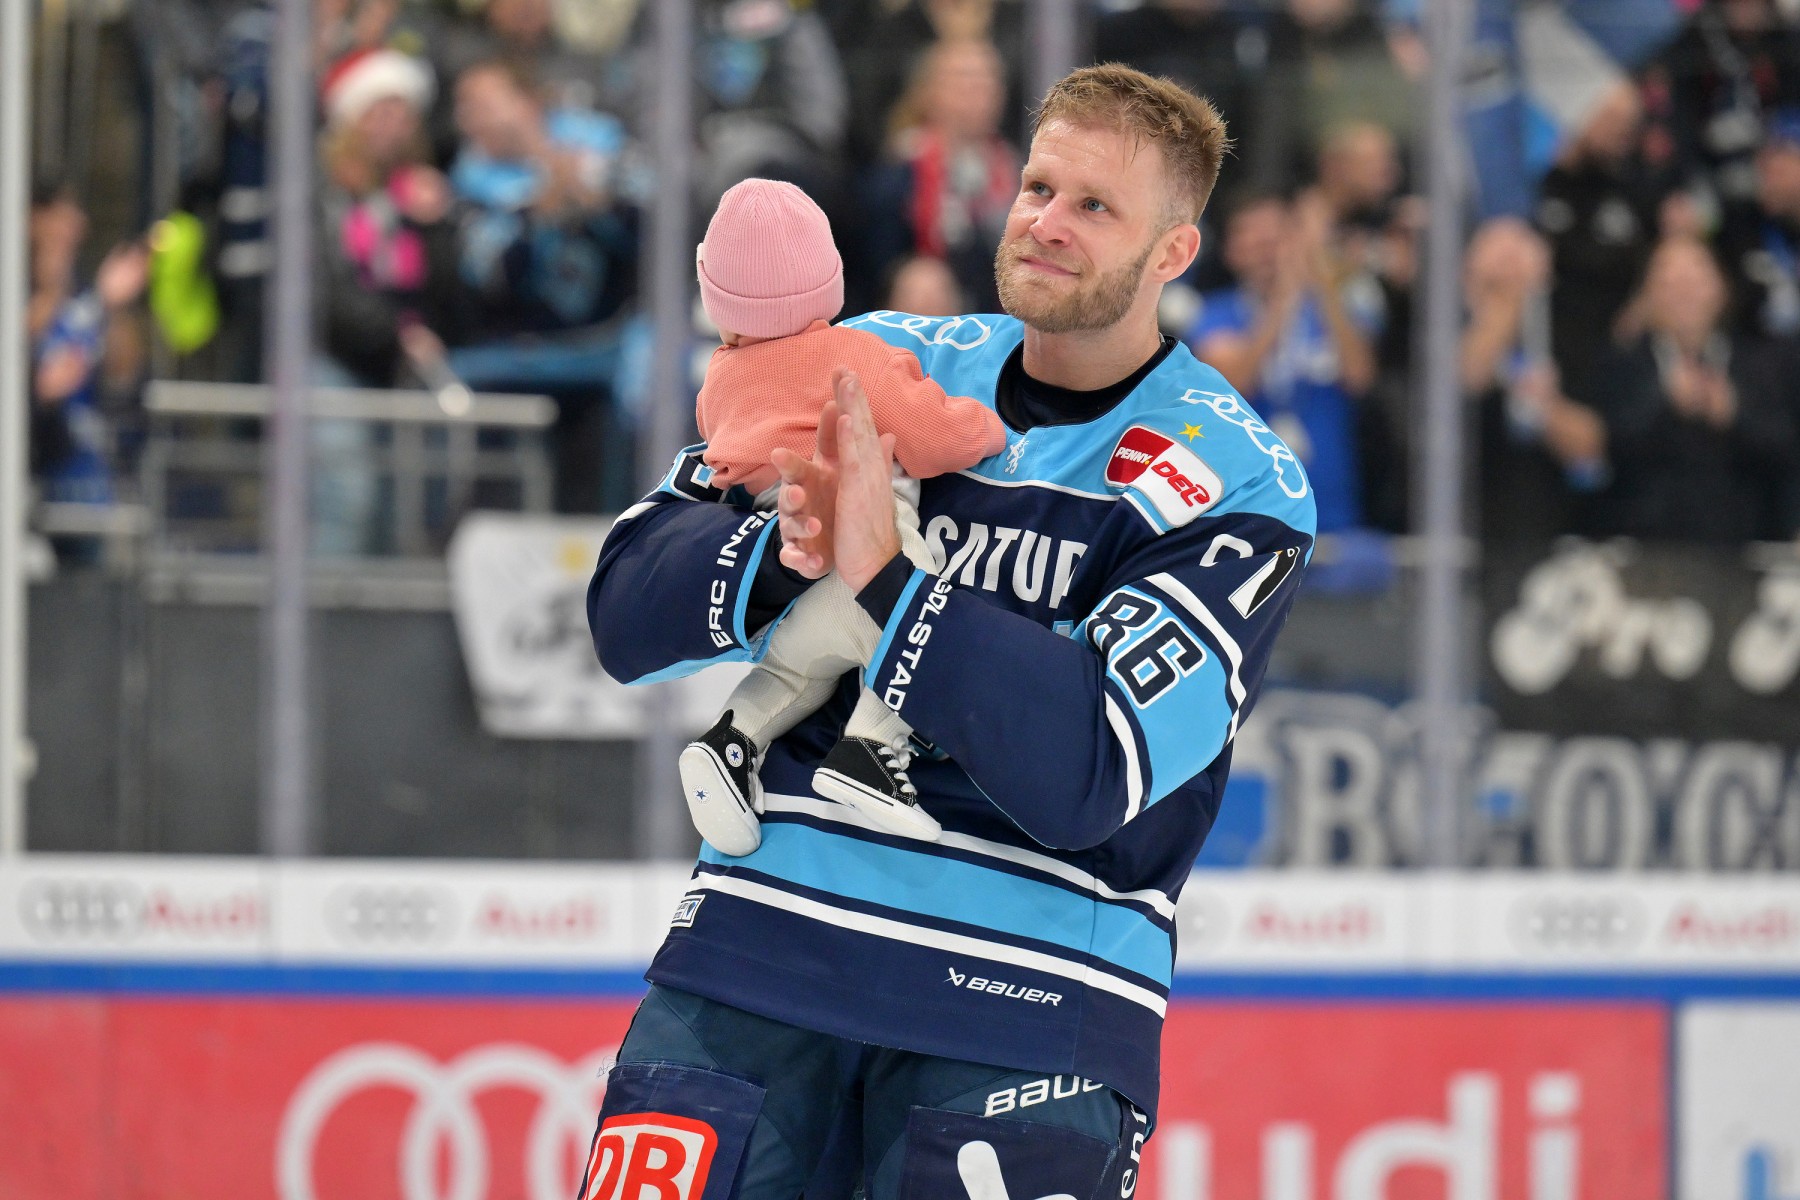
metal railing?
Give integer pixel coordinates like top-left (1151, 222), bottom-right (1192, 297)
top-left (140, 382), bottom-right (557, 559)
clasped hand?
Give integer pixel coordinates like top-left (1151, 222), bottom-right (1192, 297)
top-left (770, 367), bottom-right (902, 593)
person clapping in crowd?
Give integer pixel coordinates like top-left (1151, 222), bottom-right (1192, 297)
top-left (1461, 217), bottom-right (1607, 544)
top-left (450, 59), bottom-right (636, 339)
top-left (1187, 191), bottom-right (1379, 534)
top-left (448, 59), bottom-right (640, 513)
top-left (1579, 235), bottom-right (1799, 543)
top-left (1536, 82), bottom-right (1667, 398)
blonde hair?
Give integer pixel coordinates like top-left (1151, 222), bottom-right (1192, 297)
top-left (1033, 64), bottom-right (1230, 227)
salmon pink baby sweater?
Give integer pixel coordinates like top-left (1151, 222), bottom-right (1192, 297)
top-left (696, 320), bottom-right (1006, 491)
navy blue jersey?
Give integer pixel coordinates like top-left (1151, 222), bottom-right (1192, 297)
top-left (587, 312), bottom-right (1317, 1118)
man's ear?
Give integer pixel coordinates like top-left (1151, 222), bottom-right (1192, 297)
top-left (1151, 223), bottom-right (1202, 284)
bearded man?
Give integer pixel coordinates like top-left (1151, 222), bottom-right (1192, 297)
top-left (583, 64), bottom-right (1316, 1200)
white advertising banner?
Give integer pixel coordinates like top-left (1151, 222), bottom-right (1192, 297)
top-left (1460, 876), bottom-right (1800, 970)
top-left (2, 858), bottom-right (1798, 976)
top-left (271, 860), bottom-right (695, 966)
top-left (446, 512), bottom-right (750, 738)
top-left (1678, 1003), bottom-right (1800, 1200)
top-left (1175, 874), bottom-right (1417, 968)
top-left (0, 854), bottom-right (274, 959)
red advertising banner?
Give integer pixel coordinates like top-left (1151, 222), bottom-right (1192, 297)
top-left (1146, 1004), bottom-right (1668, 1200)
top-left (0, 996), bottom-right (637, 1200)
top-left (0, 996), bottom-right (1666, 1200)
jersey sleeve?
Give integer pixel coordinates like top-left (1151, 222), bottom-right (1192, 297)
top-left (587, 445), bottom-right (805, 683)
top-left (869, 346), bottom-right (1008, 479)
top-left (855, 504), bottom-right (1312, 850)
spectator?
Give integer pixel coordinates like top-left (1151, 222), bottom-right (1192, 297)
top-left (1536, 80), bottom-right (1665, 397)
top-left (433, 0), bottom-right (623, 148)
top-left (27, 188), bottom-right (150, 554)
top-left (1187, 192), bottom-right (1380, 533)
top-left (840, 0), bottom-right (1026, 168)
top-left (448, 59), bottom-right (641, 513)
top-left (450, 59), bottom-right (636, 337)
top-left (1310, 120), bottom-right (1417, 531)
top-left (883, 254), bottom-right (965, 317)
top-left (1641, 0), bottom-right (1800, 209)
top-left (1461, 218), bottom-right (1607, 544)
top-left (315, 48), bottom-right (462, 387)
top-left (861, 37), bottom-right (1018, 312)
top-left (1580, 235), bottom-right (1798, 543)
top-left (1257, 0), bottom-right (1418, 191)
top-left (653, 0), bottom-right (850, 210)
top-left (1716, 107), bottom-right (1800, 342)
top-left (312, 48), bottom-right (457, 556)
top-left (1094, 0), bottom-right (1286, 192)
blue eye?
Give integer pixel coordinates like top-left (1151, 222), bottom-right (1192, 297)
top-left (1083, 198), bottom-right (1108, 213)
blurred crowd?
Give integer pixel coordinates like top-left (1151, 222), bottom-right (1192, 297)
top-left (23, 0), bottom-right (1800, 560)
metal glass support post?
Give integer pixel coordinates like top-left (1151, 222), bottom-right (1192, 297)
top-left (1414, 0), bottom-right (1473, 868)
top-left (1027, 0), bottom-right (1081, 113)
top-left (0, 0), bottom-right (35, 855)
top-left (635, 0), bottom-right (696, 859)
top-left (260, 0), bottom-right (315, 856)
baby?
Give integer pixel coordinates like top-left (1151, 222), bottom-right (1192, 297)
top-left (680, 178), bottom-right (1005, 855)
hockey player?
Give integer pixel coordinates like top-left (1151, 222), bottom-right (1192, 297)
top-left (583, 65), bottom-right (1316, 1200)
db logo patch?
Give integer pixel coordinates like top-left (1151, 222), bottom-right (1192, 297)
top-left (1106, 425), bottom-right (1222, 528)
top-left (581, 1112), bottom-right (718, 1200)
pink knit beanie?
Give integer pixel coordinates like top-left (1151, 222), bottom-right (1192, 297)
top-left (697, 179), bottom-right (844, 339)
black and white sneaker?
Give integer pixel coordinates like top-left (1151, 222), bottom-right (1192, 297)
top-left (812, 736), bottom-right (942, 841)
top-left (679, 710), bottom-right (764, 856)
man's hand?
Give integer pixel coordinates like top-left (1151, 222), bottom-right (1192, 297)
top-left (828, 367), bottom-right (902, 593)
top-left (772, 394), bottom-right (841, 579)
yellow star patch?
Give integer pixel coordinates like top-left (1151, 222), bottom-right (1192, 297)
top-left (1180, 423), bottom-right (1204, 442)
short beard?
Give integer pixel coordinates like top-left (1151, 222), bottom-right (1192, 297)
top-left (994, 236), bottom-right (1154, 334)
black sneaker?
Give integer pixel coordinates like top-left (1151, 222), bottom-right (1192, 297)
top-left (678, 710), bottom-right (764, 856)
top-left (811, 736), bottom-right (942, 840)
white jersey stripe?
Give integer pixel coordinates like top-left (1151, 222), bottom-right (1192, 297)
top-left (692, 871), bottom-right (1170, 1016)
top-left (1105, 693), bottom-right (1146, 823)
top-left (954, 470), bottom-right (1120, 502)
top-left (612, 500), bottom-right (659, 525)
top-left (759, 792), bottom-right (1177, 920)
top-left (1145, 571), bottom-right (1248, 741)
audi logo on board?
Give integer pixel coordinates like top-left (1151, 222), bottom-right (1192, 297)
top-left (1508, 895), bottom-right (1647, 952)
top-left (278, 1041), bottom-right (616, 1200)
top-left (20, 880), bottom-right (143, 940)
top-left (324, 886), bottom-right (453, 945)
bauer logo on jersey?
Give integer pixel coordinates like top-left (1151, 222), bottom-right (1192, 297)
top-left (1105, 425), bottom-right (1223, 527)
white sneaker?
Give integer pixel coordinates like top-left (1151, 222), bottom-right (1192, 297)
top-left (679, 710), bottom-right (764, 856)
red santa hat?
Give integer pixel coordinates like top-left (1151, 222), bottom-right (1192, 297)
top-left (321, 48), bottom-right (435, 130)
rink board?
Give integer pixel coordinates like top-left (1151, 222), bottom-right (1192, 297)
top-left (0, 857), bottom-right (1796, 1200)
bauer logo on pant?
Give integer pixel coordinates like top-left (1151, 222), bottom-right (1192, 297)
top-left (582, 1112), bottom-right (718, 1200)
top-left (1105, 425), bottom-right (1223, 528)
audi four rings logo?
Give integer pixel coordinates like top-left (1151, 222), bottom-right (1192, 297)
top-left (1509, 896), bottom-right (1647, 951)
top-left (277, 1042), bottom-right (617, 1200)
top-left (325, 886), bottom-right (452, 944)
top-left (20, 880), bottom-right (142, 939)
